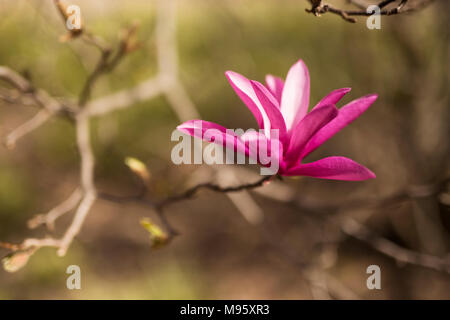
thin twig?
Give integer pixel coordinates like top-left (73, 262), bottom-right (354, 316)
top-left (27, 188), bottom-right (83, 230)
top-left (156, 175), bottom-right (274, 209)
top-left (341, 218), bottom-right (450, 273)
top-left (4, 109), bottom-right (52, 149)
top-left (306, 0), bottom-right (436, 23)
top-left (99, 174), bottom-right (274, 210)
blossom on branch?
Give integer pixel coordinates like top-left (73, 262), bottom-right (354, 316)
top-left (178, 59), bottom-right (377, 180)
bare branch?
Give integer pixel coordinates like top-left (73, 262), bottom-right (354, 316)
top-left (28, 188), bottom-right (83, 230)
top-left (57, 190), bottom-right (96, 256)
top-left (99, 174), bottom-right (274, 210)
top-left (306, 0), bottom-right (437, 23)
top-left (78, 24), bottom-right (140, 106)
top-left (0, 67), bottom-right (31, 91)
top-left (341, 218), bottom-right (450, 273)
top-left (0, 67), bottom-right (72, 147)
top-left (53, 112), bottom-right (98, 257)
top-left (4, 110), bottom-right (52, 149)
top-left (0, 66), bottom-right (67, 113)
top-left (98, 169), bottom-right (450, 274)
top-left (86, 76), bottom-right (164, 116)
top-left (156, 175), bottom-right (273, 209)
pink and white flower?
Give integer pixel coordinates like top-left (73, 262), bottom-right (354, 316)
top-left (178, 59), bottom-right (377, 181)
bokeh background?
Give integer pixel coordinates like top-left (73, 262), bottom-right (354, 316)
top-left (0, 0), bottom-right (448, 299)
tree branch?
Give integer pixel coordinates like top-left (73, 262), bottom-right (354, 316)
top-left (341, 218), bottom-right (450, 273)
top-left (306, 0), bottom-right (436, 23)
top-left (27, 188), bottom-right (83, 230)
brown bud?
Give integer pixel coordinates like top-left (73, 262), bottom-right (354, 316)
top-left (2, 249), bottom-right (35, 273)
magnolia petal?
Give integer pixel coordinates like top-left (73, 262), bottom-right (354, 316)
top-left (240, 131), bottom-right (283, 171)
top-left (265, 74), bottom-right (284, 104)
top-left (312, 88), bottom-right (351, 110)
top-left (284, 156), bottom-right (376, 181)
top-left (177, 119), bottom-right (227, 137)
top-left (251, 80), bottom-right (287, 142)
top-left (177, 120), bottom-right (247, 154)
top-left (301, 94), bottom-right (378, 159)
top-left (240, 130), bottom-right (270, 164)
top-left (280, 59), bottom-right (310, 131)
top-left (225, 71), bottom-right (271, 134)
top-left (285, 104), bottom-right (338, 165)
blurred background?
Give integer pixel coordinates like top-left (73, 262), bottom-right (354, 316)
top-left (0, 0), bottom-right (448, 299)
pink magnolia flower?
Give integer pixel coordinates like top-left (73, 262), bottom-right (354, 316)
top-left (178, 59), bottom-right (377, 180)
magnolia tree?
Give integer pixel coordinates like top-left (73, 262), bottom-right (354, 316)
top-left (0, 0), bottom-right (448, 298)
